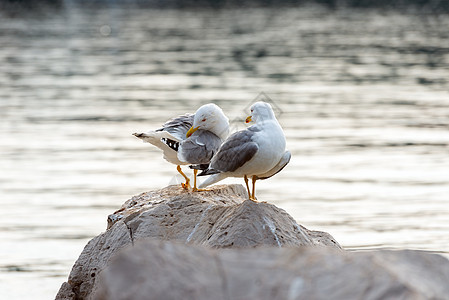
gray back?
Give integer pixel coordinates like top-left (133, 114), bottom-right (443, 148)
top-left (210, 129), bottom-right (259, 172)
top-left (179, 130), bottom-right (223, 164)
top-left (157, 113), bottom-right (194, 141)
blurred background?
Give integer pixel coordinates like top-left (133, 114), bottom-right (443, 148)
top-left (1, 0), bottom-right (448, 298)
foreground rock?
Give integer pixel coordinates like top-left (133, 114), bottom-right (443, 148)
top-left (57, 184), bottom-right (341, 299)
top-left (95, 240), bottom-right (449, 300)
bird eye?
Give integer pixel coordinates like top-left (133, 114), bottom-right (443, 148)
top-left (202, 118), bottom-right (206, 122)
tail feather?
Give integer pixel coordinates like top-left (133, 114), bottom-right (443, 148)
top-left (197, 168), bottom-right (221, 176)
top-left (133, 131), bottom-right (181, 145)
top-left (189, 164), bottom-right (210, 170)
top-left (198, 173), bottom-right (228, 188)
top-left (133, 132), bottom-right (160, 145)
top-left (132, 131), bottom-right (183, 165)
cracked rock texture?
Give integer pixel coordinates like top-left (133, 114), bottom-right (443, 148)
top-left (95, 240), bottom-right (449, 300)
top-left (56, 184), bottom-right (341, 299)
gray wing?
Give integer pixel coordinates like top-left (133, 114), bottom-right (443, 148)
top-left (210, 129), bottom-right (258, 173)
top-left (178, 130), bottom-right (222, 164)
top-left (156, 113), bottom-right (194, 141)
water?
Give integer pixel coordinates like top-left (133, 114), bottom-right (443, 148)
top-left (1, 4), bottom-right (449, 299)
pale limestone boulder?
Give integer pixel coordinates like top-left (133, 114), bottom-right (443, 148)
top-left (95, 240), bottom-right (449, 300)
top-left (56, 184), bottom-right (340, 299)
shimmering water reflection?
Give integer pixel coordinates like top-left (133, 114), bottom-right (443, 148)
top-left (1, 4), bottom-right (448, 299)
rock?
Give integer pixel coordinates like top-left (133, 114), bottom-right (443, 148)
top-left (56, 184), bottom-right (341, 299)
top-left (95, 240), bottom-right (449, 300)
top-left (55, 282), bottom-right (75, 300)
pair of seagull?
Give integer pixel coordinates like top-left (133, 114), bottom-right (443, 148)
top-left (133, 101), bottom-right (290, 201)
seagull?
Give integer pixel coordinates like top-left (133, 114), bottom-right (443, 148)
top-left (133, 103), bottom-right (229, 191)
top-left (195, 101), bottom-right (290, 201)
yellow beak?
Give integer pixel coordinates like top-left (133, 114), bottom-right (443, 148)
top-left (245, 116), bottom-right (252, 123)
top-left (186, 126), bottom-right (199, 137)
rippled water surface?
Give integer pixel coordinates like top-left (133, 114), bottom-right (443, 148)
top-left (1, 4), bottom-right (449, 299)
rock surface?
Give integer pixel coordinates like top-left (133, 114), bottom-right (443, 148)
top-left (56, 184), bottom-right (341, 299)
top-left (94, 240), bottom-right (449, 300)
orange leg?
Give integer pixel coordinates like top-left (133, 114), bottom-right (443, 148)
top-left (244, 175), bottom-right (251, 199)
top-left (192, 169), bottom-right (208, 192)
top-left (250, 176), bottom-right (258, 202)
top-left (177, 165), bottom-right (190, 190)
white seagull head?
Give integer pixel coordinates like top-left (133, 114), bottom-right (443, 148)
top-left (246, 101), bottom-right (276, 124)
top-left (186, 103), bottom-right (230, 140)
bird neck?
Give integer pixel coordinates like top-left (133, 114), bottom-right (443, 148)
top-left (211, 120), bottom-right (230, 141)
